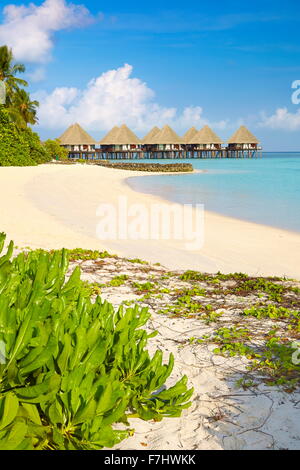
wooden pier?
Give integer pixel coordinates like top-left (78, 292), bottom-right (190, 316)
top-left (67, 148), bottom-right (262, 160)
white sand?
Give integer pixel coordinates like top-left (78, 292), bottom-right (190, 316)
top-left (0, 163), bottom-right (299, 279)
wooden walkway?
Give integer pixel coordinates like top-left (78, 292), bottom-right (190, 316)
top-left (68, 149), bottom-right (263, 160)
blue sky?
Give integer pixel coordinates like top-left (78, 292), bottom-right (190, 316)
top-left (1, 0), bottom-right (300, 149)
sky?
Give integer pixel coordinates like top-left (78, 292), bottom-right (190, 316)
top-left (1, 0), bottom-right (300, 150)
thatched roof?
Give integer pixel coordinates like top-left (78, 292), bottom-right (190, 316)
top-left (228, 126), bottom-right (259, 144)
top-left (190, 125), bottom-right (223, 145)
top-left (59, 123), bottom-right (97, 145)
top-left (150, 125), bottom-right (183, 144)
top-left (142, 126), bottom-right (161, 144)
top-left (109, 124), bottom-right (141, 145)
top-left (99, 126), bottom-right (120, 145)
top-left (182, 127), bottom-right (198, 144)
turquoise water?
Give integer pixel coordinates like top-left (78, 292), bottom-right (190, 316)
top-left (127, 153), bottom-right (300, 233)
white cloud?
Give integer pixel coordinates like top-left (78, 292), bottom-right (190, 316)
top-left (34, 63), bottom-right (228, 135)
top-left (259, 107), bottom-right (300, 131)
top-left (0, 0), bottom-right (93, 63)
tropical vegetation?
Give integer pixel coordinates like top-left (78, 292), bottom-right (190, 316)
top-left (0, 107), bottom-right (50, 166)
top-left (0, 45), bottom-right (37, 127)
top-left (0, 233), bottom-right (192, 450)
top-left (44, 139), bottom-right (69, 161)
top-left (0, 45), bottom-right (62, 166)
top-left (0, 45), bottom-right (28, 106)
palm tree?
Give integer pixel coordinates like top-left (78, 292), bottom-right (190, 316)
top-left (8, 89), bottom-right (39, 128)
top-left (0, 45), bottom-right (28, 104)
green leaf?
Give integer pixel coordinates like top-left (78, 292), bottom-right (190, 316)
top-left (0, 393), bottom-right (19, 430)
top-left (19, 403), bottom-right (42, 426)
top-left (57, 334), bottom-right (72, 374)
top-left (20, 336), bottom-right (56, 375)
top-left (0, 240), bottom-right (14, 268)
top-left (16, 374), bottom-right (61, 403)
top-left (48, 401), bottom-right (64, 426)
top-left (0, 420), bottom-right (28, 450)
top-left (6, 305), bottom-right (38, 367)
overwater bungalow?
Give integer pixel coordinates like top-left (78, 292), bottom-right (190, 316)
top-left (98, 126), bottom-right (120, 156)
top-left (189, 125), bottom-right (223, 157)
top-left (59, 123), bottom-right (97, 159)
top-left (142, 126), bottom-right (161, 158)
top-left (148, 125), bottom-right (185, 158)
top-left (182, 127), bottom-right (198, 156)
top-left (99, 124), bottom-right (141, 159)
top-left (227, 126), bottom-right (261, 158)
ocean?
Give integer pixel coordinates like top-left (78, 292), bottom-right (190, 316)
top-left (127, 153), bottom-right (300, 233)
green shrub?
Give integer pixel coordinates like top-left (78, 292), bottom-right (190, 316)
top-left (24, 128), bottom-right (51, 164)
top-left (0, 107), bottom-right (51, 166)
top-left (0, 107), bottom-right (33, 166)
top-left (0, 233), bottom-right (192, 450)
top-left (44, 139), bottom-right (69, 161)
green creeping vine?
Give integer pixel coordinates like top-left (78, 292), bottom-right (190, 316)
top-left (242, 305), bottom-right (300, 332)
top-left (53, 248), bottom-right (116, 261)
top-left (109, 275), bottom-right (129, 287)
top-left (180, 270), bottom-right (299, 304)
top-left (196, 326), bottom-right (300, 390)
top-left (0, 234), bottom-right (193, 450)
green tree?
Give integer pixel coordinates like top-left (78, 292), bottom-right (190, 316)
top-left (24, 127), bottom-right (52, 164)
top-left (44, 139), bottom-right (69, 161)
top-left (8, 88), bottom-right (39, 128)
top-left (0, 45), bottom-right (28, 104)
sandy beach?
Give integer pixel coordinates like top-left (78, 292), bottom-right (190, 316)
top-left (0, 162), bottom-right (299, 451)
top-left (0, 163), bottom-right (299, 280)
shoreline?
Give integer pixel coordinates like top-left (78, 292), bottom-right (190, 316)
top-left (125, 173), bottom-right (300, 237)
top-left (0, 163), bottom-right (299, 279)
top-left (123, 173), bottom-right (300, 238)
